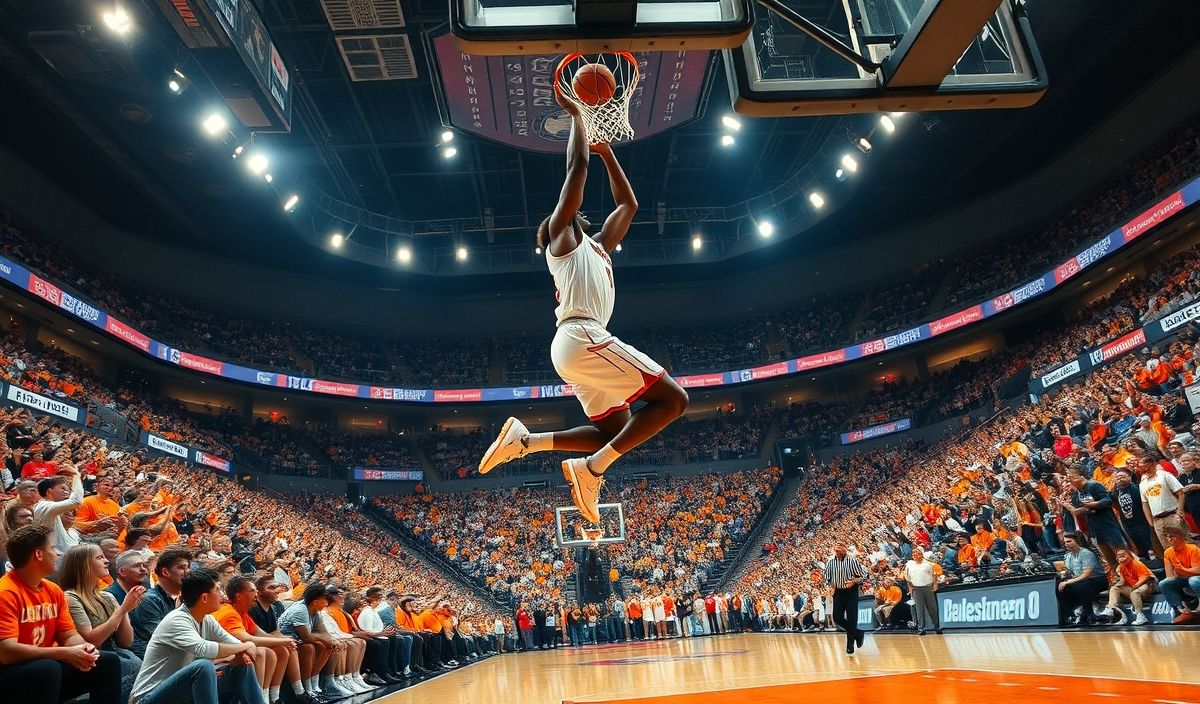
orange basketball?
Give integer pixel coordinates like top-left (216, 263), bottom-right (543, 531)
top-left (572, 63), bottom-right (617, 106)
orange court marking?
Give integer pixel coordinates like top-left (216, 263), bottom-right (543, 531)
top-left (563, 669), bottom-right (1200, 704)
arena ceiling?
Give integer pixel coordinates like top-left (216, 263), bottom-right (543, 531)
top-left (0, 0), bottom-right (1195, 294)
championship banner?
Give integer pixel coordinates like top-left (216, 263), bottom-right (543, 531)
top-left (840, 418), bottom-right (912, 445)
top-left (2, 383), bottom-right (85, 425)
top-left (1, 174), bottom-right (1198, 404)
top-left (352, 467), bottom-right (425, 482)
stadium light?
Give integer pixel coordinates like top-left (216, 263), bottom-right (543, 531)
top-left (721, 115), bottom-right (742, 131)
top-left (168, 79), bottom-right (181, 93)
top-left (456, 245), bottom-right (469, 261)
top-left (330, 233), bottom-right (344, 249)
top-left (534, 246), bottom-right (542, 255)
top-left (889, 112), bottom-right (905, 119)
top-left (691, 234), bottom-right (703, 251)
top-left (167, 69), bottom-right (189, 94)
top-left (840, 154), bottom-right (858, 173)
top-left (757, 221), bottom-right (774, 238)
top-left (615, 244), bottom-right (622, 252)
top-left (202, 112), bottom-right (228, 137)
top-left (856, 137), bottom-right (873, 154)
top-left (396, 245), bottom-right (412, 264)
top-left (442, 146), bottom-right (457, 159)
top-left (720, 134), bottom-right (735, 147)
top-left (102, 5), bottom-right (133, 34)
top-left (441, 130), bottom-right (454, 143)
top-left (809, 191), bottom-right (826, 209)
top-left (880, 115), bottom-right (896, 133)
top-left (835, 168), bottom-right (847, 182)
top-left (246, 153), bottom-right (269, 176)
top-left (283, 194), bottom-right (300, 212)
top-left (263, 173), bottom-right (273, 183)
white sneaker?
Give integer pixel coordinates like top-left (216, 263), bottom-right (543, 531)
top-left (1132, 613), bottom-right (1149, 626)
top-left (478, 417), bottom-right (530, 474)
top-left (562, 457), bottom-right (603, 523)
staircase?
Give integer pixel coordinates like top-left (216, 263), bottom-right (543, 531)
top-left (757, 417), bottom-right (781, 460)
top-left (412, 435), bottom-right (440, 481)
top-left (714, 470), bottom-right (803, 593)
top-left (359, 501), bottom-right (515, 611)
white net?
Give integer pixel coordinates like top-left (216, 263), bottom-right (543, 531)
top-left (555, 52), bottom-right (640, 145)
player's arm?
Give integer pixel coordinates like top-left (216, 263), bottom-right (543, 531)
top-left (592, 142), bottom-right (637, 253)
top-left (547, 94), bottom-right (589, 257)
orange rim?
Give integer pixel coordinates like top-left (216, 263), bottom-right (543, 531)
top-left (554, 52), bottom-right (641, 100)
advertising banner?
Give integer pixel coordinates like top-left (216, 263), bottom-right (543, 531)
top-left (2, 383), bottom-right (84, 425)
top-left (352, 467), bottom-right (425, 482)
top-left (140, 431), bottom-right (233, 473)
top-left (938, 577), bottom-right (1057, 629)
top-left (1, 173), bottom-right (1197, 405)
top-left (840, 418), bottom-right (912, 445)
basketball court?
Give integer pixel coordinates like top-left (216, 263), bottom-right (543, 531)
top-left (376, 630), bottom-right (1199, 704)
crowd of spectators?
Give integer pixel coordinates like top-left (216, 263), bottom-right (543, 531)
top-left (370, 467), bottom-right (781, 607)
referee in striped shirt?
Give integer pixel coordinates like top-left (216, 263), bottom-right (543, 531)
top-left (823, 541), bottom-right (869, 654)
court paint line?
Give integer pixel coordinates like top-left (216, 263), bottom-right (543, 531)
top-left (951, 669), bottom-right (1200, 687)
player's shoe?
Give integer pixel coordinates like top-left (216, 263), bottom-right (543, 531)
top-left (478, 417), bottom-right (529, 474)
top-left (562, 457), bottom-right (603, 523)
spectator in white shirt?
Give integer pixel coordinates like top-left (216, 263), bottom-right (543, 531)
top-left (129, 567), bottom-right (262, 704)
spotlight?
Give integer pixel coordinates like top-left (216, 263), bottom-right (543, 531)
top-left (757, 221), bottom-right (774, 237)
top-left (456, 245), bottom-right (468, 261)
top-left (232, 144), bottom-right (244, 157)
top-left (880, 115), bottom-right (896, 133)
top-left (721, 115), bottom-right (742, 131)
top-left (534, 246), bottom-right (542, 255)
top-left (396, 245), bottom-right (412, 264)
top-left (102, 5), bottom-right (133, 34)
top-left (246, 153), bottom-right (269, 175)
top-left (691, 234), bottom-right (703, 251)
top-left (720, 134), bottom-right (735, 147)
top-left (835, 168), bottom-right (847, 182)
top-left (809, 192), bottom-right (825, 209)
top-left (441, 130), bottom-right (454, 143)
top-left (840, 154), bottom-right (858, 173)
top-left (264, 173), bottom-right (273, 183)
top-left (442, 146), bottom-right (457, 159)
top-left (168, 80), bottom-right (181, 93)
top-left (202, 113), bottom-right (228, 137)
top-left (889, 112), bottom-right (905, 118)
top-left (615, 244), bottom-right (622, 252)
top-left (330, 233), bottom-right (344, 248)
top-left (283, 194), bottom-right (300, 212)
top-left (167, 69), bottom-right (189, 94)
top-left (856, 137), bottom-right (872, 154)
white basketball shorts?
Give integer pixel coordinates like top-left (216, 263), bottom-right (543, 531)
top-left (551, 318), bottom-right (666, 422)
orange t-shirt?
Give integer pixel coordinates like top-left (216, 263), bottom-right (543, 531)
top-left (627, 602), bottom-right (643, 619)
top-left (877, 586), bottom-right (901, 605)
top-left (213, 604), bottom-right (256, 637)
top-left (76, 496), bottom-right (120, 523)
top-left (1165, 544), bottom-right (1200, 575)
top-left (149, 522), bottom-right (180, 553)
top-left (0, 573), bottom-right (77, 646)
top-left (396, 609), bottom-right (419, 631)
top-left (662, 597), bottom-right (675, 614)
top-left (957, 544), bottom-right (977, 566)
top-left (971, 530), bottom-right (995, 554)
top-left (1117, 559), bottom-right (1153, 587)
top-left (416, 609), bottom-right (443, 632)
top-left (329, 606), bottom-right (353, 634)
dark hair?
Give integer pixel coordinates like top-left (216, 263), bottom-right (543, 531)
top-left (302, 583), bottom-right (327, 605)
top-left (366, 586), bottom-right (384, 600)
top-left (226, 574), bottom-right (253, 598)
top-left (324, 584), bottom-right (343, 598)
top-left (399, 597), bottom-right (416, 610)
top-left (125, 529), bottom-right (151, 545)
top-left (181, 568), bottom-right (220, 607)
top-left (5, 523), bottom-right (54, 568)
top-left (385, 590), bottom-right (398, 599)
top-left (154, 547), bottom-right (193, 580)
top-left (254, 572), bottom-right (276, 592)
top-left (36, 476), bottom-right (68, 497)
top-left (536, 215), bottom-right (552, 250)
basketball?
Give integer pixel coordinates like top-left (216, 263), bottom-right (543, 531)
top-left (572, 63), bottom-right (617, 106)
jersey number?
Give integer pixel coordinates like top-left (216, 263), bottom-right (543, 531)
top-left (31, 625), bottom-right (46, 646)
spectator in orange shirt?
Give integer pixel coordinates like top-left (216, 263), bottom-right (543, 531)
top-left (212, 575), bottom-right (301, 704)
top-left (873, 579), bottom-right (902, 625)
top-left (1159, 525), bottom-right (1200, 624)
top-left (1098, 549), bottom-right (1157, 626)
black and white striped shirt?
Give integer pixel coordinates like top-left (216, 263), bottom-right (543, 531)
top-left (823, 555), bottom-right (869, 589)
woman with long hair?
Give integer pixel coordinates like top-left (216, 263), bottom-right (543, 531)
top-left (58, 543), bottom-right (146, 702)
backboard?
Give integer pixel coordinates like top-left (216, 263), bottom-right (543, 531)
top-left (555, 503), bottom-right (627, 548)
top-left (725, 0), bottom-right (1047, 116)
top-left (450, 0), bottom-right (754, 55)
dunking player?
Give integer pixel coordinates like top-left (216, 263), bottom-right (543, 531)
top-left (478, 90), bottom-right (688, 523)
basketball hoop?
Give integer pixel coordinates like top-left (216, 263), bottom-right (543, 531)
top-left (583, 527), bottom-right (604, 547)
top-left (554, 52), bottom-right (640, 145)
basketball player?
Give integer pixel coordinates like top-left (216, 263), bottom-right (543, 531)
top-left (478, 89), bottom-right (688, 523)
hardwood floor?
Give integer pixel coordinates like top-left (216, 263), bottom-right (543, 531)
top-left (375, 630), bottom-right (1199, 704)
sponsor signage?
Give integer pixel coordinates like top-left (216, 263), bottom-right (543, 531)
top-left (939, 577), bottom-right (1057, 629)
top-left (194, 451), bottom-right (232, 473)
top-left (3, 383), bottom-right (83, 424)
top-left (352, 467), bottom-right (425, 482)
top-left (142, 432), bottom-right (190, 459)
top-left (1184, 383), bottom-right (1200, 416)
top-left (840, 417), bottom-right (912, 445)
top-left (1, 175), bottom-right (1197, 404)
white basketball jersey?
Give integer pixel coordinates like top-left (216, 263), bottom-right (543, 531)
top-left (547, 235), bottom-right (615, 327)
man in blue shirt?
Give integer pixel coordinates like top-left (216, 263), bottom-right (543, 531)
top-left (130, 548), bottom-right (191, 658)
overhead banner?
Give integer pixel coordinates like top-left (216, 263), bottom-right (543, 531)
top-left (352, 467), bottom-right (425, 482)
top-left (1030, 298), bottom-right (1200, 394)
top-left (840, 417), bottom-right (912, 445)
top-left (140, 431), bottom-right (232, 473)
top-left (1, 176), bottom-right (1197, 404)
top-left (2, 383), bottom-right (85, 425)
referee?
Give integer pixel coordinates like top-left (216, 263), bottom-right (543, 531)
top-left (824, 541), bottom-right (869, 655)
